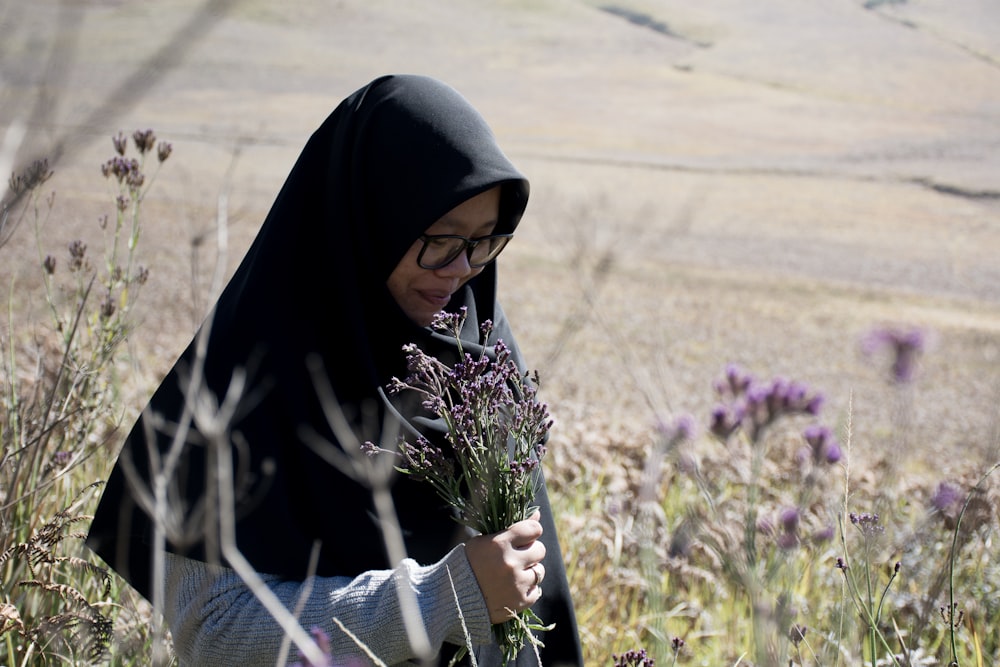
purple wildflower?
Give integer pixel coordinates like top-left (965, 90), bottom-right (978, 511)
top-left (849, 511), bottom-right (884, 536)
top-left (930, 481), bottom-right (963, 515)
top-left (613, 648), bottom-right (656, 667)
top-left (157, 141), bottom-right (173, 162)
top-left (714, 362), bottom-right (753, 398)
top-left (861, 325), bottom-right (928, 384)
top-left (780, 507), bottom-right (800, 534)
top-left (709, 404), bottom-right (742, 440)
top-left (68, 240), bottom-right (87, 271)
top-left (788, 623), bottom-right (808, 647)
top-left (711, 365), bottom-right (825, 443)
top-left (381, 304), bottom-right (553, 662)
top-left (930, 480), bottom-right (965, 528)
top-left (657, 413), bottom-right (695, 442)
top-left (775, 507), bottom-right (801, 549)
top-left (99, 295), bottom-right (116, 319)
top-left (803, 424), bottom-right (842, 465)
top-left (776, 531), bottom-right (799, 550)
top-left (811, 524), bottom-right (835, 544)
top-left (132, 129), bottom-right (156, 154)
top-left (112, 131), bottom-right (128, 156)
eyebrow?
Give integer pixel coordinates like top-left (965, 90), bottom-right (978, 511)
top-left (427, 218), bottom-right (499, 236)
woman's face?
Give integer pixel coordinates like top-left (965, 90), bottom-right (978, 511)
top-left (387, 186), bottom-right (502, 326)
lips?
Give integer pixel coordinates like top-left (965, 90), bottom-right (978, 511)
top-left (418, 289), bottom-right (452, 308)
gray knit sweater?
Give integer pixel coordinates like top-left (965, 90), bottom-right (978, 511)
top-left (163, 545), bottom-right (498, 666)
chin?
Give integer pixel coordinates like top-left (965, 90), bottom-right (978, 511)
top-left (407, 309), bottom-right (438, 327)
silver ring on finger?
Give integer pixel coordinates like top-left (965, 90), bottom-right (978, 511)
top-left (531, 563), bottom-right (542, 587)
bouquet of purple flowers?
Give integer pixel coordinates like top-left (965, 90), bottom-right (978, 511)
top-left (372, 307), bottom-right (553, 663)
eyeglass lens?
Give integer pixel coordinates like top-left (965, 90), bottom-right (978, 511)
top-left (419, 234), bottom-right (511, 269)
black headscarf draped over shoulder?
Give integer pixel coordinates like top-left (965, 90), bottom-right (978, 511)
top-left (87, 75), bottom-right (582, 665)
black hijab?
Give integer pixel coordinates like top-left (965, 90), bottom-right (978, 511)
top-left (87, 75), bottom-right (582, 666)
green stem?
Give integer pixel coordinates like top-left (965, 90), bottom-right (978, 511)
top-left (947, 461), bottom-right (1000, 666)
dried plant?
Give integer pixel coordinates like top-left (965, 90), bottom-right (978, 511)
top-left (1, 131), bottom-right (172, 665)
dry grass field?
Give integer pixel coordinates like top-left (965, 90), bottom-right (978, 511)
top-left (5, 0), bottom-right (999, 469)
top-left (4, 0), bottom-right (1000, 662)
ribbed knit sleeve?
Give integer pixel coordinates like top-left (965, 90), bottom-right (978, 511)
top-left (162, 545), bottom-right (493, 666)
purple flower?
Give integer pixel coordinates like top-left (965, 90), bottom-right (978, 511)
top-left (112, 131), bottom-right (128, 156)
top-left (756, 516), bottom-right (776, 537)
top-left (157, 141), bottom-right (173, 162)
top-left (811, 524), bottom-right (835, 544)
top-left (711, 365), bottom-right (825, 444)
top-left (715, 363), bottom-right (753, 397)
top-left (776, 531), bottom-right (799, 550)
top-left (788, 624), bottom-right (808, 647)
top-left (861, 326), bottom-right (928, 384)
top-left (931, 481), bottom-right (963, 513)
top-left (613, 648), bottom-right (656, 667)
top-left (656, 414), bottom-right (696, 444)
top-left (68, 240), bottom-right (87, 271)
top-left (780, 507), bottom-right (800, 534)
top-left (709, 404), bottom-right (742, 440)
top-left (849, 511), bottom-right (884, 536)
top-left (803, 424), bottom-right (842, 465)
top-left (132, 129), bottom-right (156, 154)
top-left (930, 480), bottom-right (965, 527)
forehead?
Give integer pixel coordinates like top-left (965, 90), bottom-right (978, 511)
top-left (423, 187), bottom-right (501, 236)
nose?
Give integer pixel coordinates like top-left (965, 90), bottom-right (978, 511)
top-left (434, 248), bottom-right (477, 277)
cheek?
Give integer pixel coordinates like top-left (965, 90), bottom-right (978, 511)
top-left (461, 267), bottom-right (485, 284)
top-left (386, 244), bottom-right (425, 302)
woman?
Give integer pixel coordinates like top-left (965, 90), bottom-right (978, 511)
top-left (87, 75), bottom-right (583, 666)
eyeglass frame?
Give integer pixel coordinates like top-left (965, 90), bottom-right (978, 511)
top-left (416, 233), bottom-right (514, 270)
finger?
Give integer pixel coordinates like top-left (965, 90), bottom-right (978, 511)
top-left (526, 562), bottom-right (545, 588)
top-left (508, 519), bottom-right (543, 547)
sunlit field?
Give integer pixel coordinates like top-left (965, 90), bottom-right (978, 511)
top-left (4, 1), bottom-right (1000, 665)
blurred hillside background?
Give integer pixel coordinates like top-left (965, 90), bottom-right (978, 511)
top-left (3, 0), bottom-right (1000, 495)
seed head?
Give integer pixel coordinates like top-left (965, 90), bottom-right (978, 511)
top-left (8, 158), bottom-right (53, 196)
top-left (68, 240), bottom-right (87, 271)
top-left (788, 623), bottom-right (807, 647)
top-left (99, 295), bottom-right (116, 319)
top-left (133, 129), bottom-right (156, 154)
top-left (112, 132), bottom-right (128, 156)
top-left (157, 141), bottom-right (173, 162)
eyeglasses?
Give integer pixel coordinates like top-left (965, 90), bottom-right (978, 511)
top-left (416, 233), bottom-right (513, 270)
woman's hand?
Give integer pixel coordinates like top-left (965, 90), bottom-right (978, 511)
top-left (464, 511), bottom-right (547, 624)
